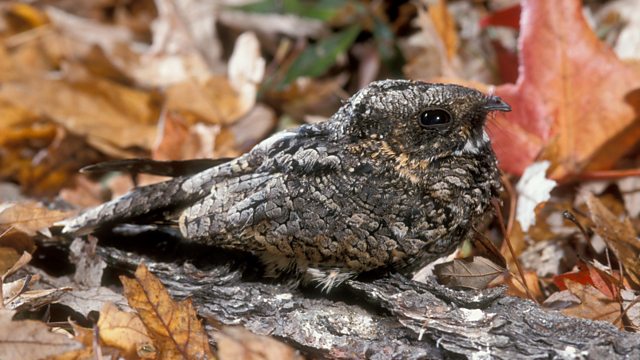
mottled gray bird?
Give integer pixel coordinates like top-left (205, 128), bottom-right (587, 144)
top-left (61, 80), bottom-right (511, 291)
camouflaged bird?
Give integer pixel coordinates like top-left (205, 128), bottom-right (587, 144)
top-left (60, 80), bottom-right (511, 291)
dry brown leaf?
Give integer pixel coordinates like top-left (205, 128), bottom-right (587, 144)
top-left (2, 276), bottom-right (30, 305)
top-left (0, 201), bottom-right (71, 236)
top-left (0, 247), bottom-right (22, 278)
top-left (0, 309), bottom-right (82, 358)
top-left (1, 251), bottom-right (31, 280)
top-left (402, 0), bottom-right (460, 81)
top-left (561, 280), bottom-right (622, 327)
top-left (433, 257), bottom-right (506, 290)
top-left (121, 263), bottom-right (215, 360)
top-left (229, 104), bottom-right (277, 154)
top-left (428, 0), bottom-right (458, 60)
top-left (218, 10), bottom-right (327, 40)
top-left (46, 2), bottom-right (213, 87)
top-left (1, 251), bottom-right (32, 305)
top-left (503, 270), bottom-right (543, 301)
top-left (98, 302), bottom-right (157, 359)
top-left (586, 193), bottom-right (640, 287)
top-left (53, 321), bottom-right (94, 360)
top-left (0, 229), bottom-right (35, 275)
top-left (165, 75), bottom-right (252, 126)
top-left (270, 75), bottom-right (348, 119)
top-left (215, 326), bottom-right (303, 360)
top-left (153, 112), bottom-right (220, 161)
top-left (0, 77), bottom-right (159, 152)
top-left (58, 175), bottom-right (109, 209)
top-left (45, 6), bottom-right (133, 56)
top-left (228, 32), bottom-right (265, 114)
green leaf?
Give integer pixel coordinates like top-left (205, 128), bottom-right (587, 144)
top-left (280, 24), bottom-right (361, 87)
top-left (372, 15), bottom-right (404, 75)
top-left (233, 0), bottom-right (346, 21)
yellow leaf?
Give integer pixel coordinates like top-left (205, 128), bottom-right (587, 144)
top-left (97, 302), bottom-right (157, 359)
top-left (121, 264), bottom-right (215, 360)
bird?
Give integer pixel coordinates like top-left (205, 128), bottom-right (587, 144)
top-left (60, 80), bottom-right (511, 291)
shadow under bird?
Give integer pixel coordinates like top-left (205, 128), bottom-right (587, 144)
top-left (59, 80), bottom-right (511, 291)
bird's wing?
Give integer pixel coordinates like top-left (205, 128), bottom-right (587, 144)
top-left (58, 127), bottom-right (314, 235)
top-left (177, 125), bottom-right (346, 245)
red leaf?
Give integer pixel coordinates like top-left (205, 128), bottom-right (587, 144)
top-left (480, 4), bottom-right (521, 29)
top-left (554, 260), bottom-right (621, 300)
top-left (491, 40), bottom-right (519, 84)
top-left (489, 0), bottom-right (640, 179)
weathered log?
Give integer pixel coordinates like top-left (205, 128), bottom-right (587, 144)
top-left (99, 246), bottom-right (640, 359)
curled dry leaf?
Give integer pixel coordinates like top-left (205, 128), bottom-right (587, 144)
top-left (403, 0), bottom-right (460, 81)
top-left (1, 251), bottom-right (32, 305)
top-left (586, 193), bottom-right (640, 287)
top-left (1, 251), bottom-right (31, 281)
top-left (120, 263), bottom-right (215, 360)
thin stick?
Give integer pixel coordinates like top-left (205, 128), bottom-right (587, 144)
top-left (613, 295), bottom-right (640, 329)
top-left (492, 198), bottom-right (538, 303)
top-left (500, 173), bottom-right (516, 237)
top-left (579, 168), bottom-right (640, 180)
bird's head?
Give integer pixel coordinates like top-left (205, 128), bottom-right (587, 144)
top-left (339, 80), bottom-right (510, 174)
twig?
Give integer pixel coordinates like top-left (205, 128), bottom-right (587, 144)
top-left (491, 198), bottom-right (538, 303)
top-left (500, 173), bottom-right (516, 237)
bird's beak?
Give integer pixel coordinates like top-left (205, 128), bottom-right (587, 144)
top-left (483, 95), bottom-right (511, 112)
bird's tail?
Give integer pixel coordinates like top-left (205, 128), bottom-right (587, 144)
top-left (58, 163), bottom-right (229, 235)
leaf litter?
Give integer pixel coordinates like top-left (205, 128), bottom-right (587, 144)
top-left (1, 0), bottom-right (640, 356)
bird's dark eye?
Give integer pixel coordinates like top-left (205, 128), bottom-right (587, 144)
top-left (418, 109), bottom-right (452, 128)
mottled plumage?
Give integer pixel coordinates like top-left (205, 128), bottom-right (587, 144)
top-left (60, 80), bottom-right (510, 291)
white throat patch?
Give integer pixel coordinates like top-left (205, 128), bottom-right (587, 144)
top-left (453, 130), bottom-right (490, 156)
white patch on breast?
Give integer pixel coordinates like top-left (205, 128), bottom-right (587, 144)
top-left (453, 131), bottom-right (490, 156)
